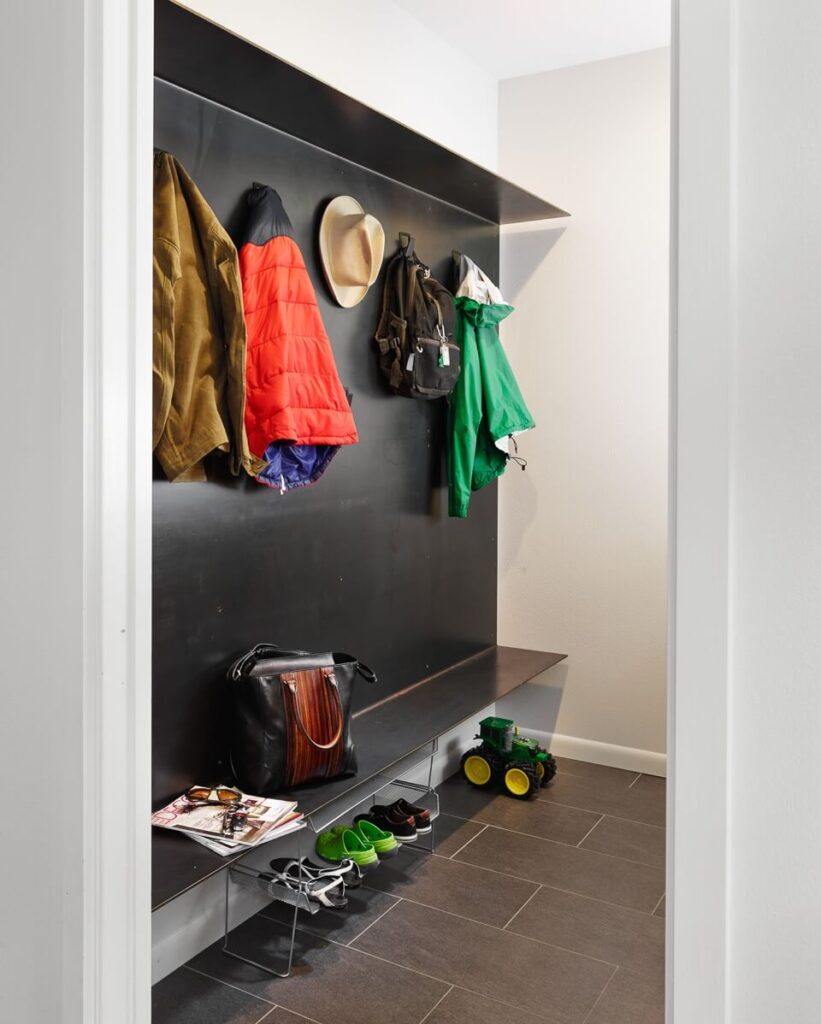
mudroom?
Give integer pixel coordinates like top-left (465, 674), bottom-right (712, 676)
top-left (149, 3), bottom-right (670, 1023)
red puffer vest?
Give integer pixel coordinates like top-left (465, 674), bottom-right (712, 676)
top-left (239, 185), bottom-right (358, 478)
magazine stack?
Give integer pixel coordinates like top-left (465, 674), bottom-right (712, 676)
top-left (152, 789), bottom-right (304, 856)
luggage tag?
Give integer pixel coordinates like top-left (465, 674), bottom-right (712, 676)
top-left (406, 352), bottom-right (415, 372)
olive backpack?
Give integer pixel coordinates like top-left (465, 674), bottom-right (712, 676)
top-left (374, 235), bottom-right (460, 399)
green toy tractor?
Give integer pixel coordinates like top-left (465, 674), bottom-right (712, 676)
top-left (460, 717), bottom-right (557, 800)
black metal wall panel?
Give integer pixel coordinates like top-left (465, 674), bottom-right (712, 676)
top-left (153, 80), bottom-right (499, 805)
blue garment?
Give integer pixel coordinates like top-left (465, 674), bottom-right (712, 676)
top-left (256, 442), bottom-right (339, 493)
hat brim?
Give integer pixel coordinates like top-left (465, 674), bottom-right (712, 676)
top-left (319, 196), bottom-right (382, 309)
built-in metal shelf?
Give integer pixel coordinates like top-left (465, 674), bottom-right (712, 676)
top-left (155, 0), bottom-right (569, 225)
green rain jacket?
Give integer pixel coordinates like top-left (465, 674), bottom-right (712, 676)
top-left (448, 292), bottom-right (535, 518)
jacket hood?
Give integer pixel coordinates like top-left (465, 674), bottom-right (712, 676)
top-left (241, 184), bottom-right (295, 247)
top-left (455, 295), bottom-right (514, 326)
top-left (455, 253), bottom-right (508, 305)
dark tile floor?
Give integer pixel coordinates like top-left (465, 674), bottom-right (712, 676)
top-left (154, 757), bottom-right (666, 1024)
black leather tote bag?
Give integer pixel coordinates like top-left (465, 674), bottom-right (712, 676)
top-left (229, 643), bottom-right (377, 795)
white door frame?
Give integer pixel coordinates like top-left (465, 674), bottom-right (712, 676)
top-left (83, 0), bottom-right (153, 1020)
top-left (1, 0), bottom-right (152, 1022)
top-left (667, 0), bottom-right (733, 1020)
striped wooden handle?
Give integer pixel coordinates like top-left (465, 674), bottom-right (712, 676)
top-left (283, 668), bottom-right (344, 750)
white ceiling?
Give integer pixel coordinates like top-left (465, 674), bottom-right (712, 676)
top-left (393, 0), bottom-right (671, 80)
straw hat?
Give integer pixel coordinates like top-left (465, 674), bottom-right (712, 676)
top-left (319, 196), bottom-right (385, 308)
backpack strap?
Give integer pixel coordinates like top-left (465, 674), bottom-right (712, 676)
top-left (374, 254), bottom-right (402, 351)
top-left (375, 253), bottom-right (417, 390)
top-left (405, 261), bottom-right (421, 322)
top-left (394, 253), bottom-right (407, 323)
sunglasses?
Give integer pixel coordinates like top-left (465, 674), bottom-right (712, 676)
top-left (222, 806), bottom-right (250, 835)
top-left (184, 784), bottom-right (243, 806)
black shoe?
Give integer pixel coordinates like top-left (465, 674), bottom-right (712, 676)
top-left (391, 798), bottom-right (432, 835)
top-left (357, 805), bottom-right (417, 843)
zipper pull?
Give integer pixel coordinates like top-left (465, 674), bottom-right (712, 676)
top-left (437, 323), bottom-right (450, 367)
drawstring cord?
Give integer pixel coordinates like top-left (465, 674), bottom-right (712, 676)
top-left (506, 434), bottom-right (528, 471)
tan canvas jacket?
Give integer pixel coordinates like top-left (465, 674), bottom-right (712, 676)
top-left (153, 151), bottom-right (263, 481)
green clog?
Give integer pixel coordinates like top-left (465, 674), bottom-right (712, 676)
top-left (335, 820), bottom-right (399, 859)
top-left (315, 827), bottom-right (379, 869)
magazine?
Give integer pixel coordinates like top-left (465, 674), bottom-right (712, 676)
top-left (186, 816), bottom-right (305, 857)
top-left (152, 790), bottom-right (300, 849)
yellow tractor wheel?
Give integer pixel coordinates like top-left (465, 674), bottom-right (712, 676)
top-left (534, 761), bottom-right (545, 783)
top-left (503, 764), bottom-right (539, 800)
top-left (461, 747), bottom-right (500, 789)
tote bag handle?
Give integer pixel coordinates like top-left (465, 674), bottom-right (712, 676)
top-left (282, 669), bottom-right (344, 750)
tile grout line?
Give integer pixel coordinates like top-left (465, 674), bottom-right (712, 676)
top-left (447, 985), bottom-right (566, 1024)
top-left (627, 773), bottom-right (642, 789)
top-left (441, 849), bottom-right (664, 916)
top-left (344, 894), bottom-right (402, 946)
top-left (190, 914), bottom-right (610, 1024)
top-left (266, 1004), bottom-right (325, 1024)
top-left (453, 821), bottom-right (666, 872)
top-left (182, 964), bottom-right (275, 1006)
top-left (501, 883), bottom-right (542, 931)
top-left (346, 939), bottom-right (606, 1021)
top-left (534, 796), bottom-right (664, 829)
top-left (445, 822), bottom-right (489, 859)
top-left (582, 965), bottom-right (620, 1024)
top-left (347, 937), bottom-right (476, 988)
top-left (356, 892), bottom-right (552, 939)
top-left (552, 763), bottom-right (643, 787)
top-left (256, 894), bottom-right (401, 949)
top-left (443, 812), bottom-right (605, 849)
top-left (188, 932), bottom-right (455, 1024)
top-left (347, 895), bottom-right (628, 972)
top-left (255, 1008), bottom-right (283, 1024)
top-left (444, 805), bottom-right (665, 842)
top-left (575, 814), bottom-right (606, 848)
top-left (416, 984), bottom-right (454, 1024)
top-left (651, 891), bottom-right (666, 916)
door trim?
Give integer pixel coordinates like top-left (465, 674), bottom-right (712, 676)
top-left (668, 1), bottom-right (733, 1020)
top-left (83, 0), bottom-right (153, 1020)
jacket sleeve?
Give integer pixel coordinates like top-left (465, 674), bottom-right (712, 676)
top-left (477, 322), bottom-right (535, 444)
top-left (152, 237), bottom-right (180, 453)
top-left (209, 231), bottom-right (265, 477)
top-left (448, 323), bottom-right (483, 518)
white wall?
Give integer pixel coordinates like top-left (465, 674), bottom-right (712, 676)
top-left (177, 0), bottom-right (498, 170)
top-left (496, 49), bottom-right (670, 772)
top-left (0, 5), bottom-right (85, 1019)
